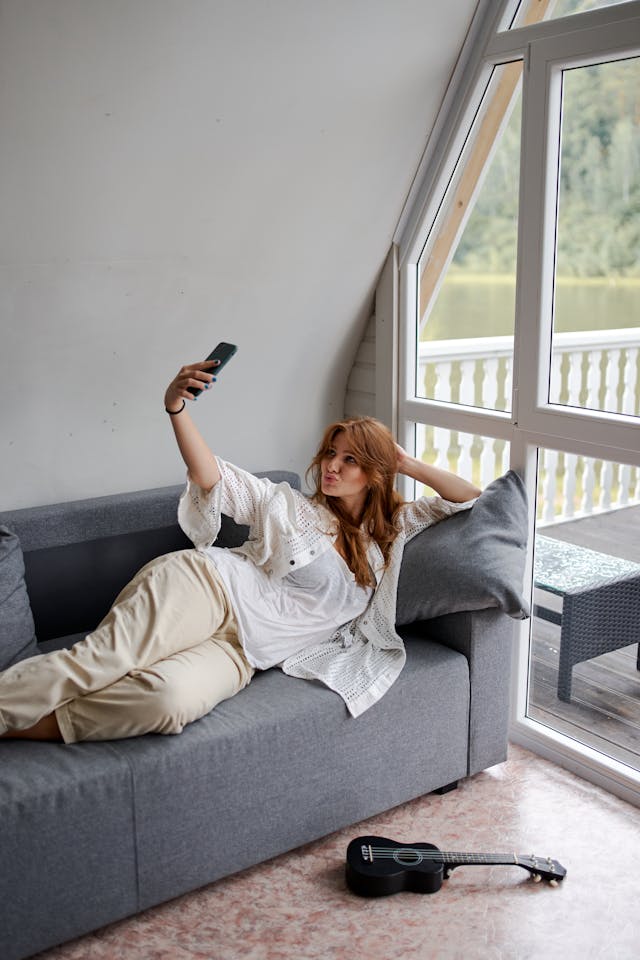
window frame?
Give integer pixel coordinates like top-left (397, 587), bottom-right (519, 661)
top-left (395, 0), bottom-right (640, 806)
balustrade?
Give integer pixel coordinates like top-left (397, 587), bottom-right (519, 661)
top-left (417, 329), bottom-right (640, 522)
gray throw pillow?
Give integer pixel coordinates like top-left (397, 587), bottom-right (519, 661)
top-left (396, 470), bottom-right (530, 625)
top-left (0, 526), bottom-right (38, 669)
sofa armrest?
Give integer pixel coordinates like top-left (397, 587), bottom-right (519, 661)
top-left (399, 608), bottom-right (514, 776)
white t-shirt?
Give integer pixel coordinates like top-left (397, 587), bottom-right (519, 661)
top-left (205, 543), bottom-right (373, 670)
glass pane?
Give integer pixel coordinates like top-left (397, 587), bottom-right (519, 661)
top-left (549, 57), bottom-right (640, 417)
top-left (417, 64), bottom-right (521, 412)
top-left (508, 0), bottom-right (573, 29)
top-left (528, 447), bottom-right (640, 771)
top-left (542, 0), bottom-right (632, 20)
top-left (411, 422), bottom-right (510, 497)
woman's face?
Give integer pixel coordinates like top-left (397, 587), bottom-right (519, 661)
top-left (320, 431), bottom-right (369, 516)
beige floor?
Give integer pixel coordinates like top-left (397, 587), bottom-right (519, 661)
top-left (33, 744), bottom-right (640, 960)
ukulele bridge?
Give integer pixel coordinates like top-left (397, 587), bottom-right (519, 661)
top-left (361, 844), bottom-right (374, 862)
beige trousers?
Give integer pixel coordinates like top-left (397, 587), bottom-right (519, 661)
top-left (0, 550), bottom-right (254, 743)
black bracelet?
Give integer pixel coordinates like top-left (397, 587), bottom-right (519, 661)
top-left (165, 400), bottom-right (186, 416)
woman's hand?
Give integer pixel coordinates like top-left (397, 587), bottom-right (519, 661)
top-left (394, 443), bottom-right (481, 502)
top-left (164, 360), bottom-right (220, 412)
top-left (164, 359), bottom-right (222, 492)
top-left (395, 442), bottom-right (411, 476)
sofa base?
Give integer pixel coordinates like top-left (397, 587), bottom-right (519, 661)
top-left (0, 637), bottom-right (469, 960)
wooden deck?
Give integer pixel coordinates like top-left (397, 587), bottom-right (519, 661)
top-left (527, 504), bottom-right (640, 770)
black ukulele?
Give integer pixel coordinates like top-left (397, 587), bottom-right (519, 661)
top-left (346, 835), bottom-right (567, 897)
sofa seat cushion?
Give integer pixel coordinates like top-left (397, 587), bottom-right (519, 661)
top-left (106, 637), bottom-right (470, 910)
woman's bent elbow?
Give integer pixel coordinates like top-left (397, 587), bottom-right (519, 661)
top-left (188, 471), bottom-right (220, 495)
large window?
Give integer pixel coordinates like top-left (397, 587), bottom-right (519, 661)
top-left (396, 0), bottom-right (640, 804)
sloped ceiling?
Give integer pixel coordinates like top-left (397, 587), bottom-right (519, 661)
top-left (0, 0), bottom-right (479, 507)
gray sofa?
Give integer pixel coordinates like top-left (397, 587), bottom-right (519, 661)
top-left (0, 469), bottom-right (527, 960)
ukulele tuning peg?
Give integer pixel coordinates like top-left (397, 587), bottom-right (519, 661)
top-left (531, 873), bottom-right (542, 883)
top-left (549, 879), bottom-right (559, 887)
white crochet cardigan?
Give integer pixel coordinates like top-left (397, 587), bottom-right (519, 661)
top-left (178, 458), bottom-right (474, 717)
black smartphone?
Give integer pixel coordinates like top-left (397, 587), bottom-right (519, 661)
top-left (188, 342), bottom-right (238, 396)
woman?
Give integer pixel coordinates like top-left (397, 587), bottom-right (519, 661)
top-left (0, 358), bottom-right (480, 742)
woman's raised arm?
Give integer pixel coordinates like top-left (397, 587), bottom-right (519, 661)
top-left (395, 444), bottom-right (481, 503)
top-left (164, 360), bottom-right (221, 492)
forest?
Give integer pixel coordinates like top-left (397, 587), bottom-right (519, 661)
top-left (454, 17), bottom-right (639, 279)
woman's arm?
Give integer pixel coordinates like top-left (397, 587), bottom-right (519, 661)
top-left (164, 361), bottom-right (221, 492)
top-left (396, 444), bottom-right (481, 502)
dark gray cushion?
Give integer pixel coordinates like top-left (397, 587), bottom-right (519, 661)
top-left (0, 526), bottom-right (38, 668)
top-left (396, 470), bottom-right (529, 625)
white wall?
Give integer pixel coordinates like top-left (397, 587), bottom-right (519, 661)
top-left (0, 0), bottom-right (476, 509)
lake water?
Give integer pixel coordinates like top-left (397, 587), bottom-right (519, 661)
top-left (422, 276), bottom-right (640, 341)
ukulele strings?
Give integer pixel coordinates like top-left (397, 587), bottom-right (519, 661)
top-left (363, 847), bottom-right (532, 865)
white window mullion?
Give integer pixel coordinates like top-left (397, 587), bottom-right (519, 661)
top-left (512, 30), bottom-right (561, 430)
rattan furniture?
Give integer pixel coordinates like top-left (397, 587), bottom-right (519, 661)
top-left (533, 535), bottom-right (640, 702)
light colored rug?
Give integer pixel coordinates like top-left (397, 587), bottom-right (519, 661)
top-left (33, 744), bottom-right (640, 960)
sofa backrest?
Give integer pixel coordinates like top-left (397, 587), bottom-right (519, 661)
top-left (0, 472), bottom-right (301, 643)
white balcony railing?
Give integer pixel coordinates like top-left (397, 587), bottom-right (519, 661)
top-left (417, 328), bottom-right (640, 523)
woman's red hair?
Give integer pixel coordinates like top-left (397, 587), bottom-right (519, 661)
top-left (307, 417), bottom-right (404, 587)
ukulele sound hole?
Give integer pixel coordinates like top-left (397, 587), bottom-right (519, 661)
top-left (393, 849), bottom-right (423, 866)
